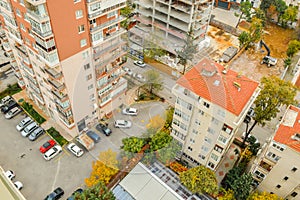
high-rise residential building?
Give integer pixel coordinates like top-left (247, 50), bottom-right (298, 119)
top-left (250, 105), bottom-right (300, 199)
top-left (0, 0), bottom-right (127, 136)
top-left (171, 58), bottom-right (260, 170)
top-left (128, 0), bottom-right (214, 60)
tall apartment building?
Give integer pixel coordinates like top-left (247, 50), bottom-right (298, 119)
top-left (128, 0), bottom-right (214, 59)
top-left (171, 58), bottom-right (260, 170)
top-left (250, 105), bottom-right (300, 199)
top-left (0, 0), bottom-right (127, 136)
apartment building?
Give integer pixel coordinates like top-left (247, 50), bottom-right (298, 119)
top-left (214, 0), bottom-right (260, 9)
top-left (0, 0), bottom-right (127, 136)
top-left (171, 58), bottom-right (260, 170)
top-left (250, 105), bottom-right (300, 199)
top-left (128, 0), bottom-right (214, 61)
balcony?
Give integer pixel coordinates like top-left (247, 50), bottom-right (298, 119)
top-left (31, 26), bottom-right (53, 39)
top-left (52, 90), bottom-right (68, 101)
top-left (103, 28), bottom-right (126, 42)
top-left (48, 79), bottom-right (65, 91)
top-left (15, 44), bottom-right (28, 56)
top-left (90, 16), bottom-right (125, 33)
top-left (27, 9), bottom-right (50, 23)
top-left (93, 40), bottom-right (126, 59)
top-left (45, 68), bottom-right (62, 79)
top-left (95, 49), bottom-right (127, 70)
top-left (26, 0), bottom-right (46, 6)
top-left (88, 2), bottom-right (126, 19)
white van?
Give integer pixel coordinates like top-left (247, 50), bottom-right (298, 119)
top-left (5, 107), bottom-right (21, 119)
top-left (21, 122), bottom-right (38, 137)
top-left (16, 117), bottom-right (33, 131)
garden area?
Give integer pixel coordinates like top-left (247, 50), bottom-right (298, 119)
top-left (47, 127), bottom-right (68, 146)
top-left (0, 83), bottom-right (22, 100)
top-left (21, 101), bottom-right (46, 124)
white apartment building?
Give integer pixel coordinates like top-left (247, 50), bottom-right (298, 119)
top-left (250, 105), bottom-right (300, 199)
top-left (171, 58), bottom-right (260, 170)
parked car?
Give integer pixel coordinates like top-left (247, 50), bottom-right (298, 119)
top-left (1, 100), bottom-right (18, 114)
top-left (67, 188), bottom-right (83, 200)
top-left (76, 133), bottom-right (94, 150)
top-left (67, 143), bottom-right (84, 157)
top-left (86, 130), bottom-right (101, 143)
top-left (43, 145), bottom-right (62, 161)
top-left (122, 66), bottom-right (133, 76)
top-left (122, 107), bottom-right (138, 116)
top-left (114, 120), bottom-right (132, 128)
top-left (247, 107), bottom-right (255, 118)
top-left (21, 122), bottom-right (38, 137)
top-left (4, 170), bottom-right (15, 180)
top-left (14, 181), bottom-right (23, 190)
top-left (0, 95), bottom-right (12, 107)
top-left (28, 127), bottom-right (45, 141)
top-left (134, 60), bottom-right (146, 68)
top-left (16, 116), bottom-right (33, 131)
top-left (96, 123), bottom-right (112, 136)
top-left (40, 139), bottom-right (56, 153)
top-left (5, 107), bottom-right (22, 119)
top-left (134, 73), bottom-right (146, 82)
top-left (44, 187), bottom-right (64, 200)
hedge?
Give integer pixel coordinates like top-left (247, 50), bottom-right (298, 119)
top-left (21, 102), bottom-right (46, 124)
top-left (47, 127), bottom-right (68, 146)
top-left (0, 83), bottom-right (22, 100)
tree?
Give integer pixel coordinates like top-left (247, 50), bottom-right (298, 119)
top-left (179, 165), bottom-right (218, 196)
top-left (149, 131), bottom-right (172, 151)
top-left (238, 31), bottom-right (251, 48)
top-left (143, 69), bottom-right (163, 94)
top-left (274, 0), bottom-right (287, 23)
top-left (218, 188), bottom-right (235, 200)
top-left (249, 17), bottom-right (264, 42)
top-left (242, 76), bottom-right (297, 146)
top-left (260, 0), bottom-right (273, 11)
top-left (85, 150), bottom-right (119, 187)
top-left (164, 106), bottom-right (174, 130)
top-left (248, 191), bottom-right (283, 200)
top-left (231, 173), bottom-right (253, 200)
top-left (75, 181), bottom-right (115, 200)
top-left (280, 6), bottom-right (298, 27)
top-left (156, 139), bottom-right (181, 165)
top-left (122, 137), bottom-right (146, 153)
top-left (221, 166), bottom-right (244, 190)
top-left (175, 34), bottom-right (197, 74)
top-left (236, 0), bottom-right (252, 28)
top-left (287, 40), bottom-right (300, 57)
top-left (254, 8), bottom-right (266, 26)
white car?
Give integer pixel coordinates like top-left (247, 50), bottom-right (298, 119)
top-left (134, 60), bottom-right (146, 68)
top-left (114, 120), bottom-right (132, 128)
top-left (5, 170), bottom-right (15, 180)
top-left (5, 107), bottom-right (22, 119)
top-left (14, 181), bottom-right (23, 190)
top-left (122, 107), bottom-right (138, 116)
top-left (16, 116), bottom-right (33, 131)
top-left (67, 143), bottom-right (84, 157)
top-left (0, 95), bottom-right (12, 107)
top-left (43, 145), bottom-right (62, 161)
top-left (134, 73), bottom-right (146, 82)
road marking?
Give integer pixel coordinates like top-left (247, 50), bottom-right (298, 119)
top-left (51, 156), bottom-right (61, 190)
top-left (63, 147), bottom-right (71, 157)
top-left (54, 152), bottom-right (64, 163)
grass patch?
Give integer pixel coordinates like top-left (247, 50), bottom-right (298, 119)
top-left (21, 102), bottom-right (46, 124)
top-left (47, 127), bottom-right (68, 146)
top-left (0, 83), bottom-right (22, 100)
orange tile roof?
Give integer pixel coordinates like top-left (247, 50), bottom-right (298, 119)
top-left (274, 105), bottom-right (300, 152)
top-left (176, 58), bottom-right (259, 116)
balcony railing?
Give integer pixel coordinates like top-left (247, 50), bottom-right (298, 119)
top-left (27, 10), bottom-right (50, 23)
top-left (90, 16), bottom-right (125, 33)
top-left (15, 44), bottom-right (28, 56)
top-left (48, 79), bottom-right (65, 91)
top-left (31, 27), bottom-right (53, 38)
top-left (88, 2), bottom-right (126, 19)
top-left (26, 0), bottom-right (46, 6)
top-left (93, 41), bottom-right (126, 59)
top-left (45, 68), bottom-right (62, 79)
top-left (52, 90), bottom-right (68, 101)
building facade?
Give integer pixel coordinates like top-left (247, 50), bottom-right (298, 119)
top-left (171, 58), bottom-right (260, 170)
top-left (250, 105), bottom-right (300, 199)
top-left (0, 0), bottom-right (128, 136)
top-left (129, 0), bottom-right (214, 59)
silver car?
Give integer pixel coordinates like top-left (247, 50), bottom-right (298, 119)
top-left (114, 120), bottom-right (132, 128)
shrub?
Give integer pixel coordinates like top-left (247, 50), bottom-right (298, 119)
top-left (0, 83), bottom-right (22, 99)
top-left (47, 127), bottom-right (68, 146)
top-left (21, 102), bottom-right (46, 124)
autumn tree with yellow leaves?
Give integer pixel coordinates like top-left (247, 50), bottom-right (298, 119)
top-left (248, 192), bottom-right (283, 200)
top-left (85, 149), bottom-right (119, 187)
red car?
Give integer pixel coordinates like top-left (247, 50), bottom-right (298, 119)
top-left (40, 139), bottom-right (56, 153)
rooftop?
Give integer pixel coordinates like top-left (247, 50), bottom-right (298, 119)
top-left (176, 58), bottom-right (259, 116)
top-left (273, 105), bottom-right (300, 152)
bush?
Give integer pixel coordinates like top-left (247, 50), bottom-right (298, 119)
top-left (21, 102), bottom-right (46, 124)
top-left (0, 83), bottom-right (22, 100)
top-left (47, 127), bottom-right (68, 146)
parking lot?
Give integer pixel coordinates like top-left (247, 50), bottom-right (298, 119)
top-left (0, 100), bottom-right (168, 199)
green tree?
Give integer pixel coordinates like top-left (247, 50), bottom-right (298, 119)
top-left (75, 181), bottom-right (115, 200)
top-left (274, 0), bottom-right (288, 22)
top-left (238, 31), bottom-right (251, 48)
top-left (287, 40), bottom-right (300, 57)
top-left (254, 8), bottom-right (266, 26)
top-left (179, 165), bottom-right (218, 196)
top-left (280, 6), bottom-right (298, 27)
top-left (149, 131), bottom-right (172, 151)
top-left (249, 17), bottom-right (264, 42)
top-left (221, 166), bottom-right (243, 190)
top-left (122, 137), bottom-right (146, 153)
top-left (260, 0), bottom-right (273, 11)
top-left (248, 191), bottom-right (283, 200)
top-left (144, 30), bottom-right (166, 59)
top-left (236, 0), bottom-right (252, 28)
top-left (157, 139), bottom-right (181, 165)
top-left (243, 76), bottom-right (297, 145)
top-left (143, 69), bottom-right (163, 94)
top-left (231, 173), bottom-right (253, 200)
top-left (218, 188), bottom-right (235, 200)
top-left (176, 34), bottom-right (197, 74)
top-left (164, 106), bottom-right (174, 130)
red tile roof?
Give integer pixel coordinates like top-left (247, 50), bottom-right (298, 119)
top-left (176, 58), bottom-right (259, 116)
top-left (274, 105), bottom-right (300, 152)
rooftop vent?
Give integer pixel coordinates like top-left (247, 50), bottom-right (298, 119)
top-left (233, 82), bottom-right (241, 91)
top-left (291, 133), bottom-right (300, 141)
top-left (213, 80), bottom-right (220, 86)
top-left (201, 69), bottom-right (216, 77)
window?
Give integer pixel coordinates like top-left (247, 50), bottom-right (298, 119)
top-left (199, 109), bottom-right (204, 115)
top-left (272, 142), bottom-right (285, 152)
top-left (174, 108), bottom-right (190, 121)
top-left (211, 117), bottom-right (219, 125)
top-left (204, 137), bottom-right (212, 144)
top-left (19, 0), bottom-right (24, 5)
top-left (283, 176), bottom-right (289, 181)
top-left (107, 10), bottom-right (117, 18)
top-left (192, 129), bottom-right (198, 135)
top-left (292, 167), bottom-right (298, 172)
top-left (208, 127), bottom-right (215, 135)
top-left (218, 135), bottom-right (228, 144)
top-left (276, 185), bottom-right (281, 189)
top-left (208, 162), bottom-right (215, 169)
top-left (83, 51), bottom-right (89, 59)
top-left (16, 8), bottom-right (21, 16)
top-left (254, 170), bottom-right (265, 179)
top-left (204, 102), bottom-right (210, 108)
top-left (74, 0), bottom-right (81, 2)
top-left (187, 146), bottom-right (193, 151)
top-left (189, 138), bottom-right (195, 143)
top-left (214, 145), bottom-right (223, 153)
top-left (75, 10), bottom-right (83, 19)
top-left (86, 74), bottom-right (92, 81)
top-left (211, 153), bottom-right (218, 161)
top-left (176, 97), bottom-right (192, 110)
top-left (88, 84), bottom-right (93, 90)
top-left (84, 63), bottom-right (90, 70)
top-left (89, 94), bottom-right (95, 100)
top-left (198, 154), bottom-right (205, 160)
top-left (217, 109), bottom-right (225, 118)
top-left (195, 119), bottom-right (201, 126)
top-left (267, 152), bottom-right (281, 162)
top-left (20, 23), bottom-right (25, 31)
top-left (291, 192), bottom-right (298, 197)
top-left (80, 39), bottom-right (87, 47)
top-left (222, 124), bottom-right (233, 134)
top-left (201, 146), bottom-right (209, 152)
top-left (78, 25), bottom-right (85, 33)
top-left (89, 2), bottom-right (100, 12)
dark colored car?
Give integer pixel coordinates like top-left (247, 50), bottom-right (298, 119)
top-left (67, 188), bottom-right (83, 200)
top-left (44, 187), bottom-right (64, 200)
top-left (86, 130), bottom-right (101, 143)
top-left (40, 139), bottom-right (56, 153)
top-left (1, 100), bottom-right (18, 114)
top-left (96, 123), bottom-right (112, 136)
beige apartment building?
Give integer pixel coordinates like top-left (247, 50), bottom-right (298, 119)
top-left (250, 105), bottom-right (300, 199)
top-left (171, 58), bottom-right (260, 170)
top-left (0, 0), bottom-right (128, 136)
top-left (128, 0), bottom-right (214, 62)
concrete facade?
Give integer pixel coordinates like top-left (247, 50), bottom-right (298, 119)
top-left (250, 105), bottom-right (300, 199)
top-left (0, 0), bottom-right (128, 136)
